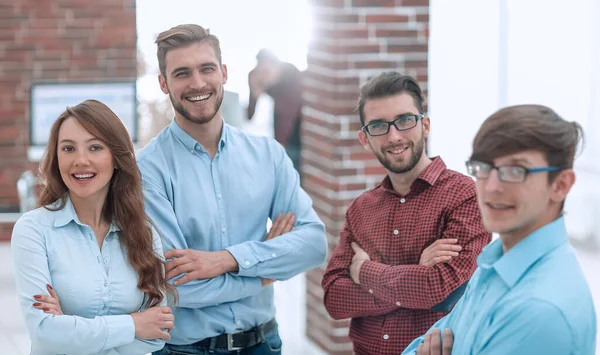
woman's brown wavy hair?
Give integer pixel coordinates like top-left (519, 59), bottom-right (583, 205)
top-left (38, 99), bottom-right (175, 307)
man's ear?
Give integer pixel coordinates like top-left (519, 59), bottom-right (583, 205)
top-left (550, 169), bottom-right (576, 204)
top-left (158, 74), bottom-right (169, 94)
top-left (358, 130), bottom-right (372, 152)
top-left (221, 64), bottom-right (228, 85)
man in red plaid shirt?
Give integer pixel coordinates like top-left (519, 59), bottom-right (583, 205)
top-left (322, 72), bottom-right (491, 355)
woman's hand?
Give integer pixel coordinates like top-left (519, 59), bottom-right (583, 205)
top-left (33, 284), bottom-right (64, 315)
top-left (131, 306), bottom-right (174, 340)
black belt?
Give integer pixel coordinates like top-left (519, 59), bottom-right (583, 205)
top-left (197, 318), bottom-right (277, 351)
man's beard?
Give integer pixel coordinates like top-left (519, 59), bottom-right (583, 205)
top-left (169, 89), bottom-right (224, 125)
top-left (374, 131), bottom-right (425, 174)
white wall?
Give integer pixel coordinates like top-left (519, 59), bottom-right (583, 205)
top-left (429, 0), bottom-right (600, 240)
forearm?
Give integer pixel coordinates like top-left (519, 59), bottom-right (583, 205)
top-left (323, 275), bottom-right (401, 319)
top-left (31, 314), bottom-right (134, 354)
top-left (175, 273), bottom-right (263, 308)
top-left (359, 261), bottom-right (462, 309)
top-left (227, 223), bottom-right (326, 280)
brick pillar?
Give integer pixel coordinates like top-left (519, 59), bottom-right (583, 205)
top-left (302, 1), bottom-right (429, 353)
top-left (0, 0), bottom-right (137, 217)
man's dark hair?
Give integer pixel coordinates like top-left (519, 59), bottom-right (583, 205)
top-left (357, 72), bottom-right (425, 126)
top-left (471, 104), bottom-right (583, 182)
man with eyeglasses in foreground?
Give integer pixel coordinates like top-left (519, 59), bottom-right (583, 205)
top-left (403, 105), bottom-right (597, 355)
top-left (322, 72), bottom-right (491, 355)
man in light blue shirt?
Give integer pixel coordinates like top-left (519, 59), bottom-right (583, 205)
top-left (403, 105), bottom-right (597, 355)
top-left (137, 24), bottom-right (327, 354)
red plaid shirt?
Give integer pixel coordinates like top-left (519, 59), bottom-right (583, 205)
top-left (322, 157), bottom-right (491, 354)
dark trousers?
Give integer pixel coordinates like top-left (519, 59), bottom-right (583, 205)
top-left (152, 325), bottom-right (282, 355)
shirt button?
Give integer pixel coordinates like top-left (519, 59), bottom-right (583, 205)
top-left (393, 230), bottom-right (399, 235)
top-left (104, 259), bottom-right (108, 264)
top-left (222, 227), bottom-right (226, 232)
top-left (217, 194), bottom-right (222, 199)
top-left (400, 198), bottom-right (406, 203)
top-left (383, 334), bottom-right (389, 340)
top-left (104, 281), bottom-right (109, 287)
top-left (368, 289), bottom-right (373, 294)
top-left (271, 253), bottom-right (277, 257)
top-left (195, 146), bottom-right (201, 151)
top-left (396, 301), bottom-right (401, 306)
top-left (236, 320), bottom-right (241, 325)
top-left (245, 261), bottom-right (250, 266)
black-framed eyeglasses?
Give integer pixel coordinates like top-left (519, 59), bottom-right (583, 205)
top-left (465, 160), bottom-right (561, 183)
top-left (362, 114), bottom-right (424, 136)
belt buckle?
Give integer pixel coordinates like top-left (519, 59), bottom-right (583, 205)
top-left (227, 333), bottom-right (244, 351)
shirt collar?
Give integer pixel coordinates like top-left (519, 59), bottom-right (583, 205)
top-left (170, 118), bottom-right (228, 153)
top-left (53, 195), bottom-right (120, 232)
top-left (381, 156), bottom-right (447, 191)
top-left (477, 216), bottom-right (568, 288)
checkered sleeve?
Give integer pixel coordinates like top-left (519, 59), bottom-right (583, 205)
top-left (322, 210), bottom-right (400, 320)
top-left (359, 192), bottom-right (491, 309)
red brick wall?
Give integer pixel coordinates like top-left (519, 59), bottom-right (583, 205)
top-left (303, 1), bottom-right (429, 353)
top-left (0, 0), bottom-right (137, 212)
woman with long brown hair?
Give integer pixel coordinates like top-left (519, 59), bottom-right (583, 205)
top-left (11, 99), bottom-right (176, 354)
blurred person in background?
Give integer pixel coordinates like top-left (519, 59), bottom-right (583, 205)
top-left (247, 49), bottom-right (303, 173)
top-left (11, 99), bottom-right (175, 355)
top-left (403, 105), bottom-right (597, 355)
top-left (322, 72), bottom-right (491, 355)
top-left (138, 24), bottom-right (326, 355)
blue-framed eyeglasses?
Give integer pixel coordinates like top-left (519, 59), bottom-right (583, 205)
top-left (466, 160), bottom-right (561, 183)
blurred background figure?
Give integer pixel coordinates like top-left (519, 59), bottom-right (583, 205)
top-left (247, 49), bottom-right (303, 173)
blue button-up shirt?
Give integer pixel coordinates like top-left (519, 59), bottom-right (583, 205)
top-left (11, 196), bottom-right (167, 355)
top-left (403, 216), bottom-right (597, 354)
top-left (136, 119), bottom-right (326, 345)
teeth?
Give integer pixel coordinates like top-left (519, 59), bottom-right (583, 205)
top-left (74, 173), bottom-right (95, 179)
top-left (187, 94), bottom-right (210, 102)
top-left (489, 203), bottom-right (511, 209)
top-left (389, 147), bottom-right (407, 154)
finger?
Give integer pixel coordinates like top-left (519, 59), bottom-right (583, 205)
top-left (158, 331), bottom-right (171, 341)
top-left (34, 295), bottom-right (59, 305)
top-left (164, 249), bottom-right (185, 260)
top-left (160, 306), bottom-right (173, 314)
top-left (443, 329), bottom-right (454, 355)
top-left (45, 309), bottom-right (61, 315)
top-left (162, 320), bottom-right (175, 331)
top-left (430, 329), bottom-right (442, 354)
top-left (173, 272), bottom-right (197, 286)
top-left (432, 244), bottom-right (462, 252)
top-left (282, 214), bottom-right (296, 234)
top-left (33, 302), bottom-right (56, 309)
top-left (435, 238), bottom-right (458, 244)
top-left (272, 212), bottom-right (291, 237)
top-left (432, 250), bottom-right (459, 257)
top-left (351, 242), bottom-right (360, 254)
top-left (47, 284), bottom-right (59, 299)
top-left (417, 342), bottom-right (424, 355)
top-left (422, 331), bottom-right (432, 353)
top-left (166, 264), bottom-right (192, 280)
top-left (165, 258), bottom-right (191, 278)
top-left (266, 214), bottom-right (283, 240)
